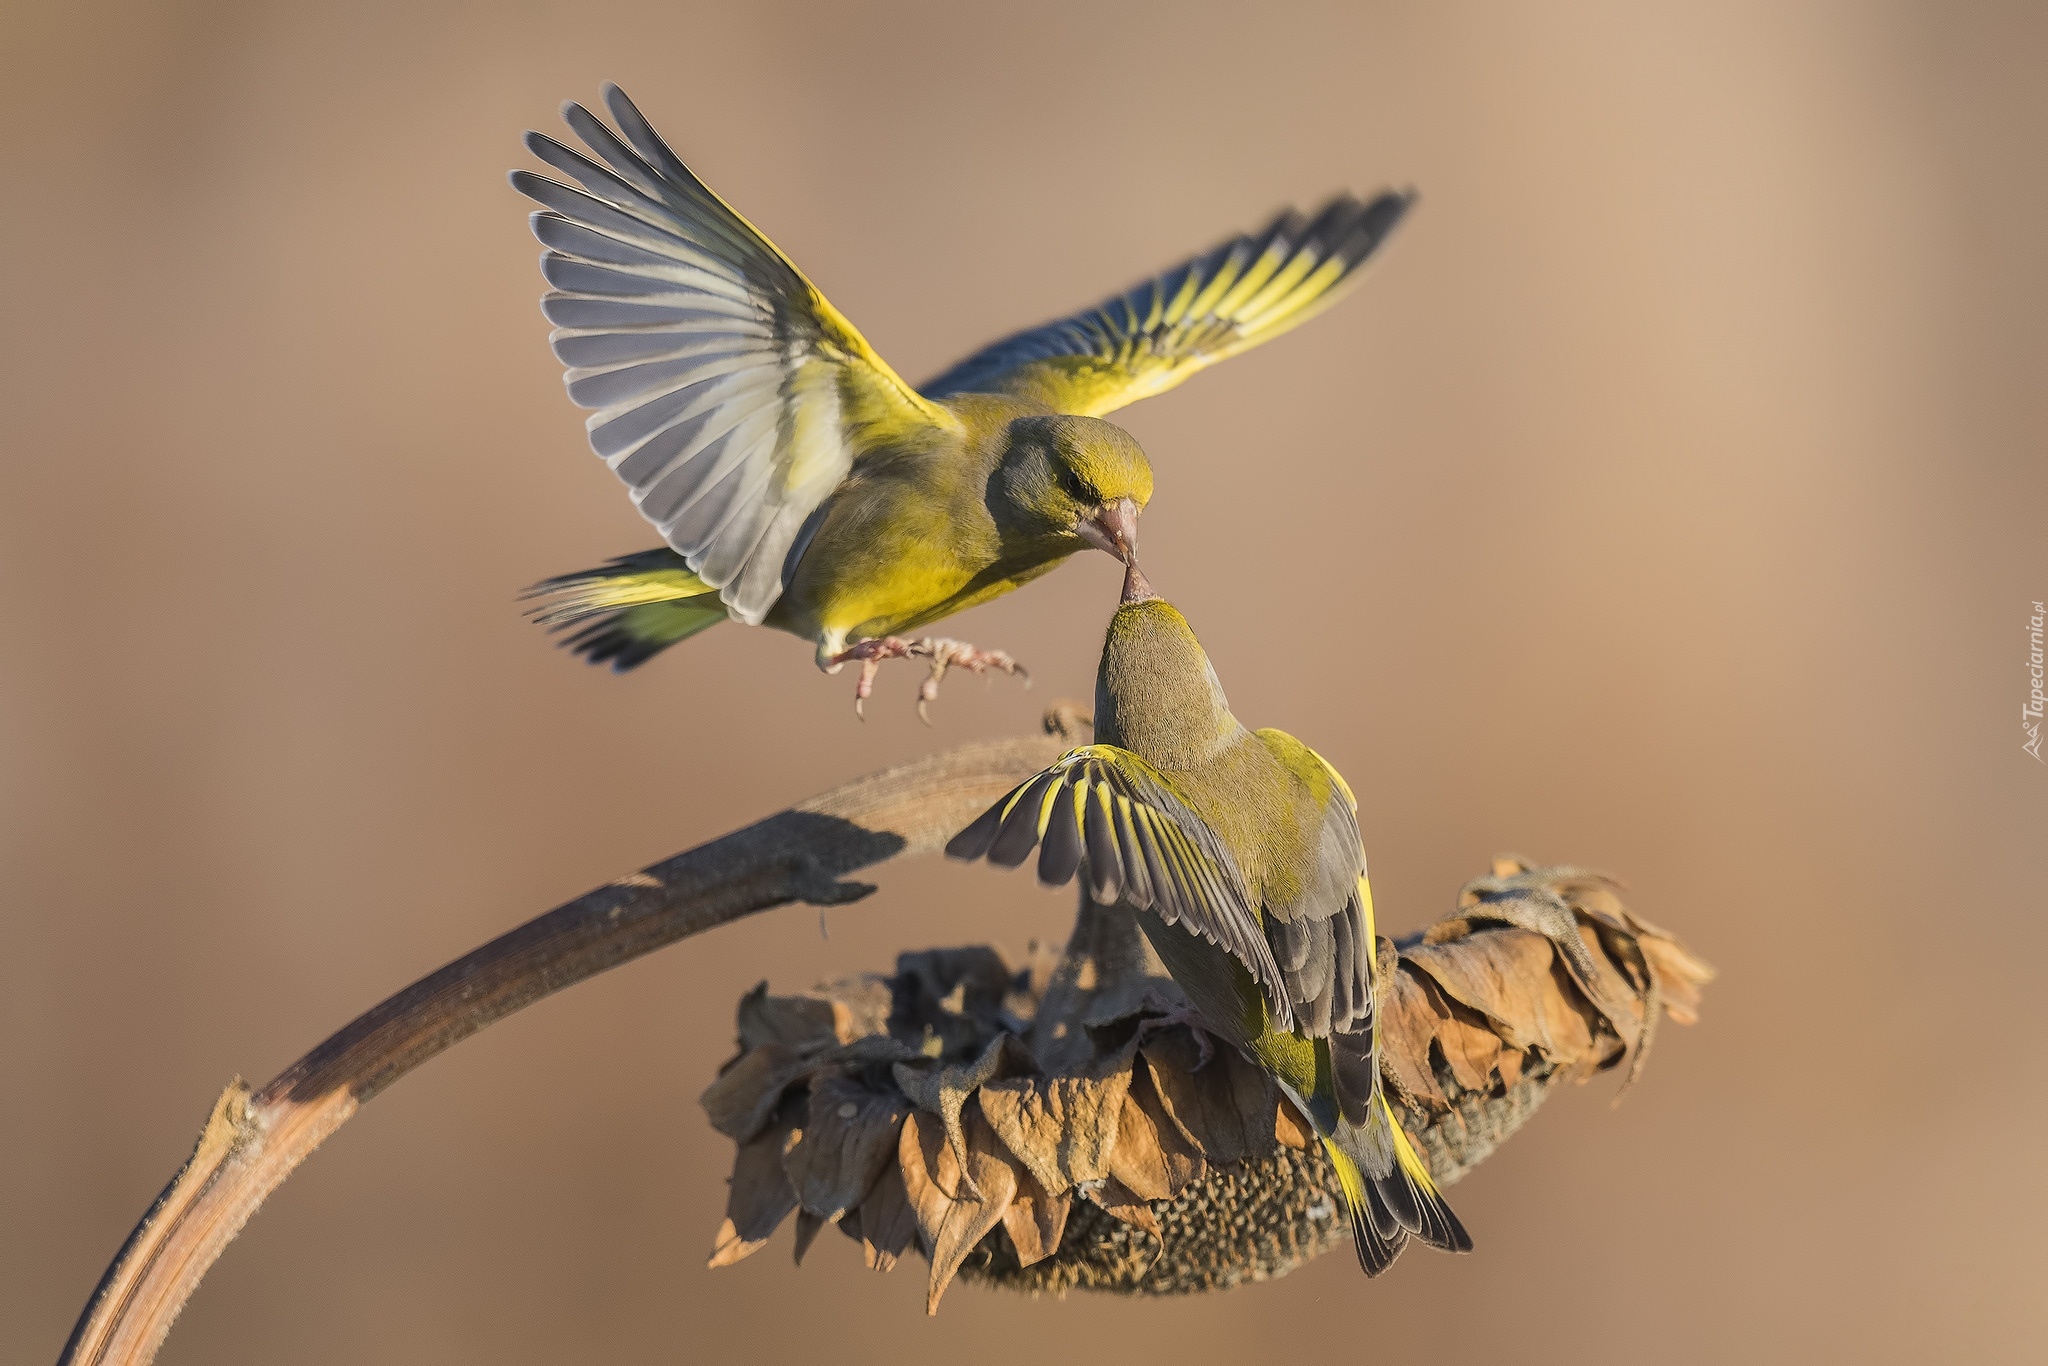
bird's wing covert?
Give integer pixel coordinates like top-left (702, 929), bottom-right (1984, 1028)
top-left (513, 85), bottom-right (957, 625)
top-left (945, 745), bottom-right (1293, 1030)
top-left (1257, 735), bottom-right (1376, 1039)
top-left (921, 192), bottom-right (1413, 417)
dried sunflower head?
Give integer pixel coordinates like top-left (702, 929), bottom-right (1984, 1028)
top-left (701, 860), bottom-right (1712, 1311)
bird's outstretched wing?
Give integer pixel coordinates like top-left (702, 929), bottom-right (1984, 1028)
top-left (921, 192), bottom-right (1413, 416)
top-left (513, 85), bottom-right (957, 625)
top-left (946, 745), bottom-right (1293, 1030)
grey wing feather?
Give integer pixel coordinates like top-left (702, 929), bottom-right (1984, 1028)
top-left (513, 85), bottom-right (940, 624)
top-left (945, 747), bottom-right (1294, 1030)
top-left (1262, 765), bottom-right (1376, 1039)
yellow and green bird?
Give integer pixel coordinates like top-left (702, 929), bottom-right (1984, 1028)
top-left (946, 565), bottom-right (1470, 1274)
top-left (514, 85), bottom-right (1413, 715)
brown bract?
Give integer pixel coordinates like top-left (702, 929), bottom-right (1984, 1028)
top-left (700, 860), bottom-right (1713, 1309)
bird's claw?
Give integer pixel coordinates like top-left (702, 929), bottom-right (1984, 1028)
top-left (831, 636), bottom-right (1029, 722)
top-left (852, 656), bottom-right (885, 720)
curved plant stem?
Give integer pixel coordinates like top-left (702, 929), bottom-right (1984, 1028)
top-left (58, 711), bottom-right (1086, 1366)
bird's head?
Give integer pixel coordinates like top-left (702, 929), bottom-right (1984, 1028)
top-left (996, 415), bottom-right (1152, 562)
top-left (1095, 577), bottom-right (1241, 768)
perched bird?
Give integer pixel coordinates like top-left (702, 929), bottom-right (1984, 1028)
top-left (946, 565), bottom-right (1470, 1274)
top-left (515, 85), bottom-right (1414, 715)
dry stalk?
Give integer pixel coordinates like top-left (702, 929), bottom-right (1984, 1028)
top-left (58, 710), bottom-right (1088, 1366)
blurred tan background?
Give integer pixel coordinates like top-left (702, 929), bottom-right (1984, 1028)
top-left (4, 1), bottom-right (2044, 1361)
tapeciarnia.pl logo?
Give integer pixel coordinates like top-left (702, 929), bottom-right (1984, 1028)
top-left (2026, 600), bottom-right (2045, 762)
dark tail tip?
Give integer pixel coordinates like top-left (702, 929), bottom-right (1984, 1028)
top-left (1347, 1189), bottom-right (1406, 1277)
top-left (1378, 1164), bottom-right (1473, 1255)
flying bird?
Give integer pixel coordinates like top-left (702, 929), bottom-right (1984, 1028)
top-left (946, 565), bottom-right (1470, 1274)
top-left (516, 85), bottom-right (1412, 715)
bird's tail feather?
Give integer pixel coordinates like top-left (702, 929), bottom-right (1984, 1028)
top-left (1321, 1024), bottom-right (1472, 1268)
top-left (523, 548), bottom-right (726, 671)
top-left (1323, 1092), bottom-right (1471, 1275)
top-left (1320, 1134), bottom-right (1406, 1276)
top-left (1376, 1095), bottom-right (1471, 1254)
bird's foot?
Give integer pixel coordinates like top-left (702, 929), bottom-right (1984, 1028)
top-left (831, 636), bottom-right (1029, 722)
top-left (1135, 1003), bottom-right (1218, 1071)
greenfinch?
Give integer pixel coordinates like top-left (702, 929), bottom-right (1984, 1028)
top-left (946, 564), bottom-right (1470, 1274)
top-left (514, 86), bottom-right (1412, 715)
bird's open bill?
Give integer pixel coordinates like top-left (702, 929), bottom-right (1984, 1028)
top-left (1075, 496), bottom-right (1141, 564)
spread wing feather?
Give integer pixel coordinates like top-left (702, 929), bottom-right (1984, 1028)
top-left (947, 745), bottom-right (1293, 1030)
top-left (513, 85), bottom-right (955, 625)
top-left (922, 191), bottom-right (1413, 417)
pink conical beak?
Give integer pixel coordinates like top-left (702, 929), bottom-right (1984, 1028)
top-left (1076, 497), bottom-right (1140, 564)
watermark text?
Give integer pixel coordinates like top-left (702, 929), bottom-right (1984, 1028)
top-left (2026, 600), bottom-right (2045, 761)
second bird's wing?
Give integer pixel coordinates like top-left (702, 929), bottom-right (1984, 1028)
top-left (920, 192), bottom-right (1412, 416)
top-left (1257, 732), bottom-right (1378, 1040)
top-left (514, 85), bottom-right (958, 625)
top-left (946, 745), bottom-right (1293, 1031)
